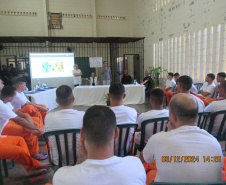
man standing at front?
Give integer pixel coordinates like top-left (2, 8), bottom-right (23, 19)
top-left (72, 64), bottom-right (82, 87)
top-left (53, 106), bottom-right (146, 185)
top-left (139, 94), bottom-right (223, 183)
top-left (100, 61), bottom-right (112, 85)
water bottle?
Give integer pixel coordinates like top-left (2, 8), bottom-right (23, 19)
top-left (37, 79), bottom-right (41, 87)
top-left (134, 79), bottom-right (137, 85)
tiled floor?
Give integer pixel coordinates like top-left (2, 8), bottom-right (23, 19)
top-left (1, 103), bottom-right (225, 185)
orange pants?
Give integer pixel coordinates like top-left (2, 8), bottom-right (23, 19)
top-left (24, 114), bottom-right (44, 130)
top-left (144, 157), bottom-right (226, 184)
top-left (155, 87), bottom-right (173, 103)
top-left (20, 104), bottom-right (47, 124)
top-left (0, 136), bottom-right (39, 170)
top-left (2, 119), bottom-right (39, 155)
top-left (164, 91), bottom-right (173, 103)
top-left (191, 93), bottom-right (215, 106)
top-left (143, 161), bottom-right (157, 185)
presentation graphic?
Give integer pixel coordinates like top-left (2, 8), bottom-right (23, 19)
top-left (42, 61), bottom-right (64, 73)
top-left (30, 53), bottom-right (74, 78)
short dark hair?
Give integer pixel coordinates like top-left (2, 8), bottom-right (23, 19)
top-left (217, 72), bottom-right (226, 78)
top-left (14, 77), bottom-right (27, 86)
top-left (220, 80), bottom-right (226, 90)
top-left (168, 72), bottom-right (174, 77)
top-left (150, 89), bottom-right (165, 105)
top-left (83, 106), bottom-right (116, 147)
top-left (56, 85), bottom-right (73, 106)
top-left (1, 85), bottom-right (16, 99)
top-left (169, 94), bottom-right (198, 124)
top-left (207, 73), bottom-right (215, 81)
top-left (103, 61), bottom-right (107, 64)
top-left (177, 75), bottom-right (193, 91)
top-left (174, 73), bottom-right (180, 77)
top-left (109, 82), bottom-right (125, 101)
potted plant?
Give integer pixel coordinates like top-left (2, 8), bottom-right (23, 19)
top-left (104, 94), bottom-right (110, 106)
top-left (149, 66), bottom-right (168, 87)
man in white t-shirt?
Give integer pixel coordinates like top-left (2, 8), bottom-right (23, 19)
top-left (162, 72), bottom-right (176, 93)
top-left (0, 85), bottom-right (47, 160)
top-left (215, 72), bottom-right (226, 97)
top-left (53, 106), bottom-right (146, 185)
top-left (108, 82), bottom-right (137, 156)
top-left (177, 75), bottom-right (205, 112)
top-left (44, 85), bottom-right (85, 165)
top-left (135, 88), bottom-right (169, 144)
top-left (10, 77), bottom-right (48, 126)
top-left (161, 72), bottom-right (176, 103)
top-left (72, 64), bottom-right (82, 87)
top-left (204, 80), bottom-right (226, 136)
top-left (139, 94), bottom-right (223, 183)
top-left (198, 73), bottom-right (216, 98)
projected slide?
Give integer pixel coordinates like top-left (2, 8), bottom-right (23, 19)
top-left (30, 53), bottom-right (74, 78)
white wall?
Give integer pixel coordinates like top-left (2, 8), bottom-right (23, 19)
top-left (132, 0), bottom-right (226, 82)
top-left (96, 0), bottom-right (132, 37)
top-left (0, 0), bottom-right (47, 36)
top-left (0, 0), bottom-right (133, 37)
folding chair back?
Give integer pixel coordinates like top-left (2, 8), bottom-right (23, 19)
top-left (137, 117), bottom-right (169, 151)
top-left (208, 110), bottom-right (226, 141)
top-left (194, 83), bottom-right (203, 91)
top-left (197, 112), bottom-right (211, 129)
top-left (44, 129), bottom-right (81, 173)
top-left (115, 123), bottom-right (138, 157)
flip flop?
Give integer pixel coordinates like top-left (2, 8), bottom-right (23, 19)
top-left (24, 176), bottom-right (48, 185)
top-left (37, 153), bottom-right (48, 161)
top-left (30, 168), bottom-right (52, 177)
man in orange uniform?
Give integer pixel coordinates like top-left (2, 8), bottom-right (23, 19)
top-left (0, 85), bottom-right (47, 160)
top-left (11, 78), bottom-right (48, 124)
top-left (0, 135), bottom-right (50, 176)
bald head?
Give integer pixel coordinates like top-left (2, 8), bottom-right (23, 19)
top-left (169, 94), bottom-right (198, 125)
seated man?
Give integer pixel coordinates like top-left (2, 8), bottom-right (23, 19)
top-left (141, 70), bottom-right (152, 92)
top-left (204, 80), bottom-right (226, 136)
top-left (85, 72), bottom-right (99, 86)
top-left (121, 69), bottom-right (132, 84)
top-left (0, 85), bottom-right (46, 160)
top-left (135, 89), bottom-right (169, 144)
top-left (11, 77), bottom-right (48, 124)
top-left (0, 135), bottom-right (50, 176)
top-left (162, 72), bottom-right (176, 93)
top-left (198, 73), bottom-right (216, 98)
top-left (215, 72), bottom-right (226, 97)
top-left (44, 85), bottom-right (85, 165)
top-left (139, 94), bottom-right (223, 183)
top-left (161, 72), bottom-right (176, 103)
top-left (170, 73), bottom-right (180, 93)
top-left (108, 82), bottom-right (137, 156)
top-left (177, 75), bottom-right (205, 112)
top-left (53, 106), bottom-right (146, 185)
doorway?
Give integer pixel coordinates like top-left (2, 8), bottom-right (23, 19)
top-left (116, 54), bottom-right (140, 83)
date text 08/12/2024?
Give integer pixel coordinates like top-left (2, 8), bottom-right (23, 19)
top-left (162, 156), bottom-right (221, 163)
